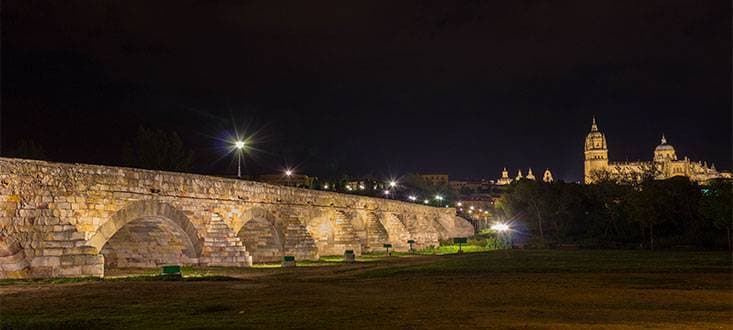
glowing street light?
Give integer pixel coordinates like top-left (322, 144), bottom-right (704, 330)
top-left (384, 190), bottom-right (391, 198)
top-left (389, 180), bottom-right (397, 188)
top-left (285, 169), bottom-right (293, 176)
top-left (408, 195), bottom-right (417, 201)
top-left (491, 223), bottom-right (510, 232)
top-left (423, 199), bottom-right (429, 204)
top-left (434, 195), bottom-right (443, 200)
top-left (491, 222), bottom-right (512, 249)
top-left (234, 140), bottom-right (246, 178)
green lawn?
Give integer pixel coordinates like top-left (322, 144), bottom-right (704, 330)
top-left (1, 250), bottom-right (731, 329)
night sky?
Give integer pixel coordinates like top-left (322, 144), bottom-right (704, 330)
top-left (2, 1), bottom-right (731, 182)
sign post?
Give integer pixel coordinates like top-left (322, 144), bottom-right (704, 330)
top-left (407, 239), bottom-right (415, 253)
top-left (453, 237), bottom-right (467, 254)
top-left (383, 243), bottom-right (392, 256)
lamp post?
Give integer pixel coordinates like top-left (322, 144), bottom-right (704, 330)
top-left (388, 180), bottom-right (397, 199)
top-left (234, 141), bottom-right (245, 178)
top-left (285, 169), bottom-right (293, 186)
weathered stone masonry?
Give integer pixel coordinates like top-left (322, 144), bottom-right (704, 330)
top-left (0, 158), bottom-right (473, 278)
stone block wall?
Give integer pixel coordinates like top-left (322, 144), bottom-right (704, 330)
top-left (0, 158), bottom-right (474, 278)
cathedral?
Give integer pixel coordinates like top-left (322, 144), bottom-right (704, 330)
top-left (583, 117), bottom-right (730, 184)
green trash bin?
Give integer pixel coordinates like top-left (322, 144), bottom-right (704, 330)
top-left (282, 256), bottom-right (296, 268)
top-left (160, 265), bottom-right (182, 278)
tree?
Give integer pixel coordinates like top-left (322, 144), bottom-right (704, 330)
top-left (700, 180), bottom-right (733, 251)
top-left (6, 140), bottom-right (47, 160)
top-left (497, 180), bottom-right (550, 245)
top-left (122, 126), bottom-right (195, 172)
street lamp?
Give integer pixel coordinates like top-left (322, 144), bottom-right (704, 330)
top-left (408, 195), bottom-right (417, 201)
top-left (234, 141), bottom-right (245, 178)
top-left (383, 190), bottom-right (391, 198)
top-left (284, 169), bottom-right (293, 186)
top-left (490, 223), bottom-right (512, 249)
top-left (490, 223), bottom-right (510, 232)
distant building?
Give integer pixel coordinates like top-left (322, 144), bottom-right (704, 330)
top-left (542, 169), bottom-right (554, 182)
top-left (496, 167), bottom-right (555, 185)
top-left (420, 174), bottom-right (449, 186)
top-left (449, 179), bottom-right (495, 194)
top-left (497, 168), bottom-right (512, 185)
top-left (257, 173), bottom-right (314, 187)
top-left (584, 117), bottom-right (730, 184)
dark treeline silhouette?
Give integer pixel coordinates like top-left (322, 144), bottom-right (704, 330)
top-left (496, 177), bottom-right (732, 251)
top-left (121, 126), bottom-right (195, 172)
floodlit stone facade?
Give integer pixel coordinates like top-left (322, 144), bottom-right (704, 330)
top-left (0, 158), bottom-right (473, 278)
top-left (584, 117), bottom-right (731, 184)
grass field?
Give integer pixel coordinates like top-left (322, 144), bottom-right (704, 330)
top-left (1, 250), bottom-right (731, 329)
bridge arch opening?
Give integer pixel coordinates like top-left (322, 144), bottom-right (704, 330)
top-left (87, 201), bottom-right (202, 271)
top-left (101, 216), bottom-right (199, 268)
top-left (305, 216), bottom-right (336, 255)
top-left (237, 218), bottom-right (283, 263)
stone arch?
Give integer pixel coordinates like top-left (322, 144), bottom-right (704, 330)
top-left (86, 201), bottom-right (203, 268)
top-left (235, 207), bottom-right (285, 263)
top-left (305, 213), bottom-right (337, 255)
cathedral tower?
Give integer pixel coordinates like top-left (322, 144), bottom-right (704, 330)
top-left (584, 117), bottom-right (608, 184)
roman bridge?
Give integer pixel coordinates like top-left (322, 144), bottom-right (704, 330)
top-left (0, 158), bottom-right (473, 278)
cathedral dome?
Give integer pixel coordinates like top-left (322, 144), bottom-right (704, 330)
top-left (654, 134), bottom-right (677, 161)
top-left (654, 135), bottom-right (675, 151)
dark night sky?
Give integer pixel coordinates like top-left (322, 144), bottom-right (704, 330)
top-left (2, 1), bottom-right (731, 182)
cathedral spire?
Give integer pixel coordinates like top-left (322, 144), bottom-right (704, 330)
top-left (661, 134), bottom-right (667, 145)
top-left (591, 116), bottom-right (598, 132)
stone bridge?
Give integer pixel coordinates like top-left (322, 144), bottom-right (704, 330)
top-left (0, 158), bottom-right (473, 278)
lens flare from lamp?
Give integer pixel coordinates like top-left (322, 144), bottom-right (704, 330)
top-left (491, 223), bottom-right (510, 232)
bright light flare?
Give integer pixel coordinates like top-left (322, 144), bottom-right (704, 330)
top-left (234, 141), bottom-right (245, 149)
top-left (285, 169), bottom-right (293, 176)
top-left (491, 223), bottom-right (510, 232)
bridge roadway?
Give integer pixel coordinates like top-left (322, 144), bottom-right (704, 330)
top-left (0, 158), bottom-right (473, 278)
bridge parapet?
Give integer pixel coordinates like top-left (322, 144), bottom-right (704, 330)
top-left (0, 158), bottom-right (473, 278)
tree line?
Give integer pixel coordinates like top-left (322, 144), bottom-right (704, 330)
top-left (495, 175), bottom-right (732, 251)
